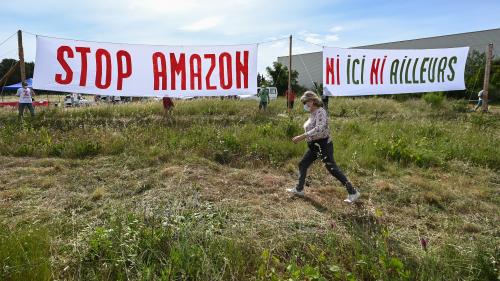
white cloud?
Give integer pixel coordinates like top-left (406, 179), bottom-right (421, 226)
top-left (304, 36), bottom-right (324, 45)
top-left (329, 26), bottom-right (343, 32)
top-left (325, 34), bottom-right (339, 42)
top-left (299, 30), bottom-right (340, 45)
top-left (180, 17), bottom-right (224, 32)
top-left (270, 40), bottom-right (287, 48)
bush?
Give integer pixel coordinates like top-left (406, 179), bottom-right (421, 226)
top-left (375, 135), bottom-right (442, 168)
top-left (14, 144), bottom-right (34, 156)
top-left (422, 92), bottom-right (445, 108)
top-left (451, 99), bottom-right (469, 113)
top-left (70, 140), bottom-right (101, 158)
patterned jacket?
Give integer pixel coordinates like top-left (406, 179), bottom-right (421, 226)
top-left (304, 107), bottom-right (330, 142)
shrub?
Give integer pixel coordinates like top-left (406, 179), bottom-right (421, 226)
top-left (14, 144), bottom-right (34, 156)
top-left (422, 92), bottom-right (445, 108)
top-left (70, 140), bottom-right (101, 158)
top-left (452, 99), bottom-right (469, 113)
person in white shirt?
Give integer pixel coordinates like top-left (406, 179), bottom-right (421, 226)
top-left (473, 90), bottom-right (484, 111)
top-left (16, 81), bottom-right (36, 118)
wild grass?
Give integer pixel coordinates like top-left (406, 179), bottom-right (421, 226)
top-left (0, 97), bottom-right (498, 280)
top-left (0, 98), bottom-right (498, 168)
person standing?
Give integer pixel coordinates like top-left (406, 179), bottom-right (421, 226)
top-left (287, 91), bottom-right (360, 203)
top-left (473, 90), bottom-right (484, 111)
top-left (285, 89), bottom-right (296, 112)
top-left (17, 81), bottom-right (35, 118)
top-left (162, 96), bottom-right (174, 114)
top-left (258, 87), bottom-right (270, 111)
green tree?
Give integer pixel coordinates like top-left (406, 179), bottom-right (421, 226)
top-left (265, 62), bottom-right (302, 96)
top-left (0, 58), bottom-right (35, 87)
top-left (462, 50), bottom-right (500, 101)
top-left (313, 82), bottom-right (323, 96)
top-left (257, 73), bottom-right (267, 87)
top-left (465, 50), bottom-right (486, 95)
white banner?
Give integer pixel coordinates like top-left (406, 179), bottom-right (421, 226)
top-left (33, 36), bottom-right (258, 97)
top-left (322, 47), bottom-right (469, 96)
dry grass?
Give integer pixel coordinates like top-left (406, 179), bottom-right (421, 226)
top-left (0, 154), bottom-right (497, 248)
top-left (91, 186), bottom-right (105, 201)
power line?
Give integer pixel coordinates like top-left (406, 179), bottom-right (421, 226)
top-left (256, 36), bottom-right (289, 46)
top-left (0, 31), bottom-right (17, 48)
top-left (294, 37), bottom-right (325, 48)
top-left (20, 30), bottom-right (38, 37)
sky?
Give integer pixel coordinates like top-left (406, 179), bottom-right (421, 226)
top-left (1, 0), bottom-right (499, 75)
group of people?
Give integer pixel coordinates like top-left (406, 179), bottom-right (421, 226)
top-left (257, 87), bottom-right (330, 113)
top-left (257, 87), bottom-right (298, 112)
top-left (14, 82), bottom-right (493, 204)
top-left (18, 81), bottom-right (359, 202)
top-left (14, 82), bottom-right (360, 203)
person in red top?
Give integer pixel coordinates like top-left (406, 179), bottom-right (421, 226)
top-left (285, 89), bottom-right (296, 112)
top-left (162, 97), bottom-right (174, 114)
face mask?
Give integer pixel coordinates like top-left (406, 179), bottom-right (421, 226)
top-left (303, 104), bottom-right (310, 112)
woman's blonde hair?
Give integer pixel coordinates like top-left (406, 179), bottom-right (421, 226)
top-left (300, 91), bottom-right (323, 107)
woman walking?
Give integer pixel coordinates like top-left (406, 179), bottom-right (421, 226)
top-left (287, 91), bottom-right (360, 203)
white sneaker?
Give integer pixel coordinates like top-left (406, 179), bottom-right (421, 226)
top-left (286, 187), bottom-right (304, 197)
top-left (344, 191), bottom-right (360, 203)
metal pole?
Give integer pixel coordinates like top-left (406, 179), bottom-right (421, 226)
top-left (482, 43), bottom-right (493, 112)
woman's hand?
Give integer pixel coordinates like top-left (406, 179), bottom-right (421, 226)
top-left (292, 134), bottom-right (306, 143)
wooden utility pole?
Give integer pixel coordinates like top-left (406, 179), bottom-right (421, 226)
top-left (482, 43), bottom-right (493, 112)
top-left (17, 30), bottom-right (26, 84)
top-left (288, 35), bottom-right (292, 110)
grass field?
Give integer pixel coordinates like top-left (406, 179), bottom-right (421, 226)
top-left (0, 96), bottom-right (498, 281)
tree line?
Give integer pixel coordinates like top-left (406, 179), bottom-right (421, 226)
top-left (0, 59), bottom-right (34, 87)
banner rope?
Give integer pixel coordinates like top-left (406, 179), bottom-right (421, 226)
top-left (256, 36), bottom-right (290, 46)
top-left (294, 37), bottom-right (325, 48)
top-left (22, 30), bottom-right (289, 47)
top-left (0, 31), bottom-right (17, 48)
